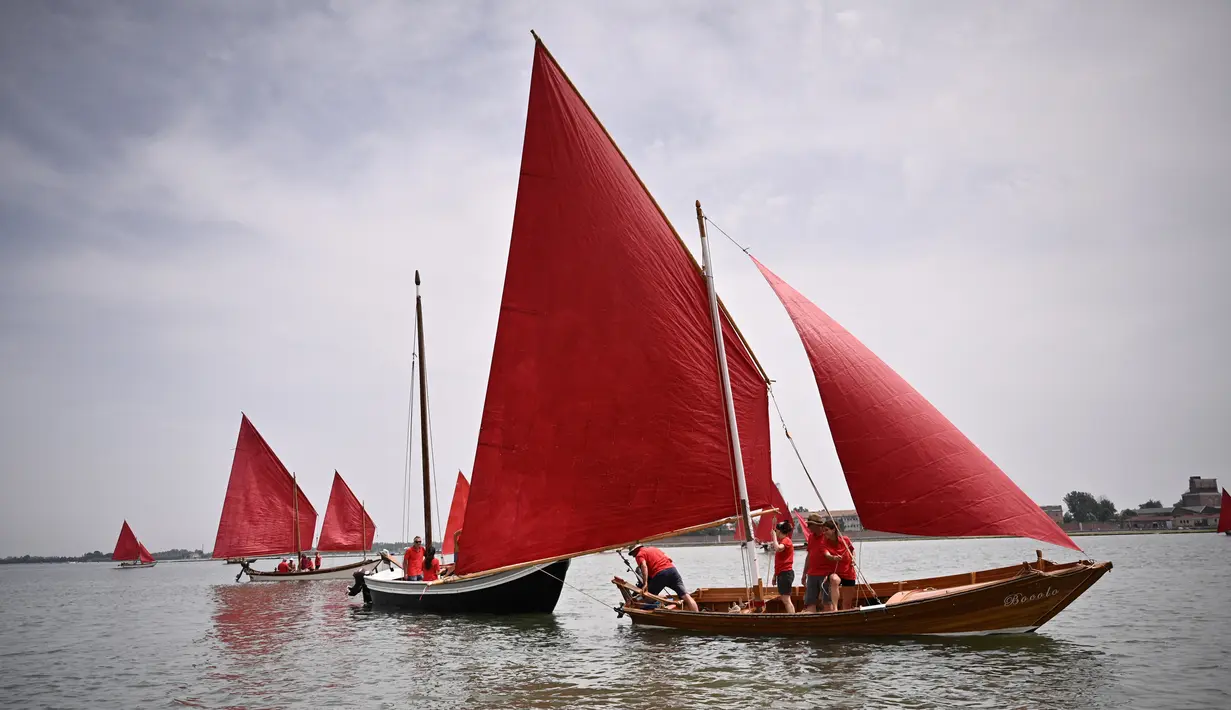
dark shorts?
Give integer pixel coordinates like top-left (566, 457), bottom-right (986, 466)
top-left (840, 578), bottom-right (856, 587)
top-left (804, 573), bottom-right (835, 606)
top-left (774, 570), bottom-right (795, 596)
top-left (647, 567), bottom-right (687, 596)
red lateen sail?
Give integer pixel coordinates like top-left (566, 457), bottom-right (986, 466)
top-left (316, 471), bottom-right (376, 552)
top-left (442, 472), bottom-right (469, 556)
top-left (753, 484), bottom-right (791, 543)
top-left (456, 40), bottom-right (773, 576)
top-left (212, 414), bottom-right (318, 559)
top-left (795, 511), bottom-right (813, 542)
top-left (1218, 489), bottom-right (1230, 534)
top-left (752, 257), bottom-right (1080, 551)
top-left (112, 520), bottom-right (153, 562)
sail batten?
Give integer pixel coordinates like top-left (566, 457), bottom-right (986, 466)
top-left (212, 415), bottom-right (318, 559)
top-left (752, 257), bottom-right (1080, 552)
top-left (317, 471), bottom-right (376, 552)
top-left (454, 41), bottom-right (773, 576)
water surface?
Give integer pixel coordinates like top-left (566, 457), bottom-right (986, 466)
top-left (0, 533), bottom-right (1225, 709)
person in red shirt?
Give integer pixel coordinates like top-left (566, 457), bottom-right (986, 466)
top-left (403, 536), bottom-right (426, 581)
top-left (314, 552), bottom-right (323, 571)
top-left (767, 519), bottom-right (797, 613)
top-left (835, 533), bottom-right (857, 610)
top-left (629, 544), bottom-right (698, 612)
top-left (802, 514), bottom-right (850, 612)
top-left (422, 547), bottom-right (441, 582)
top-left (276, 559), bottom-right (290, 573)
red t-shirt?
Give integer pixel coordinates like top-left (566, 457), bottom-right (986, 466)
top-left (423, 558), bottom-right (440, 582)
top-left (806, 534), bottom-right (850, 576)
top-left (404, 546), bottom-right (425, 575)
top-left (635, 547), bottom-right (673, 578)
top-left (277, 560), bottom-right (290, 573)
top-left (315, 554), bottom-right (323, 570)
top-left (837, 536), bottom-right (856, 580)
top-left (774, 534), bottom-right (794, 574)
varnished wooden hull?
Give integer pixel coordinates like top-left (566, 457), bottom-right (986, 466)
top-left (615, 557), bottom-right (1111, 637)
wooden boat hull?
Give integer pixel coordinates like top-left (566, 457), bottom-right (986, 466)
top-left (115, 561), bottom-right (157, 570)
top-left (245, 558), bottom-right (378, 581)
top-left (615, 557), bottom-right (1111, 637)
top-left (359, 559), bottom-right (570, 613)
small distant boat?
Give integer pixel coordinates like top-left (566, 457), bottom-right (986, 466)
top-left (1219, 488), bottom-right (1229, 535)
top-left (112, 520), bottom-right (156, 570)
top-left (212, 415), bottom-right (379, 581)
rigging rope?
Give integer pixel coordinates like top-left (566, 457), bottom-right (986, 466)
top-left (403, 345), bottom-right (418, 545)
top-left (540, 567), bottom-right (615, 610)
top-left (424, 352), bottom-right (442, 545)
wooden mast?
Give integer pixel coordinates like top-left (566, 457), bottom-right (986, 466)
top-left (292, 471), bottom-right (301, 566)
top-left (415, 270), bottom-right (433, 548)
top-left (695, 200), bottom-right (759, 585)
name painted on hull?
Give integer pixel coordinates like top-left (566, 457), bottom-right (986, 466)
top-left (1003, 587), bottom-right (1059, 607)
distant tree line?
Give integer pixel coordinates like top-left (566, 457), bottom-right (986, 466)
top-left (1, 548), bottom-right (204, 564)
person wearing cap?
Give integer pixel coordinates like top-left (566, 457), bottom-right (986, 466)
top-left (630, 544), bottom-right (699, 612)
top-left (403, 536), bottom-right (425, 581)
top-left (802, 513), bottom-right (850, 613)
top-left (767, 518), bottom-right (797, 613)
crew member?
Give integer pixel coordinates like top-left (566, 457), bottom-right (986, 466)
top-left (802, 514), bottom-right (849, 613)
top-left (629, 544), bottom-right (698, 612)
top-left (422, 547), bottom-right (441, 582)
top-left (767, 519), bottom-right (797, 613)
top-left (403, 536), bottom-right (425, 581)
top-left (277, 558), bottom-right (290, 573)
top-left (314, 551), bottom-right (323, 571)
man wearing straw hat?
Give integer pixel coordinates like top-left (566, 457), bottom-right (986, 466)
top-left (801, 512), bottom-right (850, 613)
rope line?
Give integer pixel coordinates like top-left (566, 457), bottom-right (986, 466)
top-left (540, 568), bottom-right (613, 610)
top-left (703, 216), bottom-right (752, 253)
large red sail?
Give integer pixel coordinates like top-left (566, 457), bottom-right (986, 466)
top-left (316, 471), bottom-right (375, 552)
top-left (456, 40), bottom-right (773, 576)
top-left (752, 257), bottom-right (1080, 551)
top-left (1219, 489), bottom-right (1230, 534)
top-left (137, 542), bottom-right (154, 564)
top-left (112, 520), bottom-right (142, 561)
top-left (442, 472), bottom-right (469, 556)
top-left (212, 414), bottom-right (318, 559)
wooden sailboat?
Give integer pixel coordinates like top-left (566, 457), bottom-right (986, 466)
top-left (1219, 488), bottom-right (1230, 535)
top-left (357, 36), bottom-right (783, 612)
top-left (112, 520), bottom-right (157, 569)
top-left (425, 36), bottom-right (1120, 634)
top-left (212, 415), bottom-right (378, 581)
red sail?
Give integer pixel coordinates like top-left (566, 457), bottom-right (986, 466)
top-left (137, 542), bottom-right (154, 564)
top-left (112, 520), bottom-right (142, 561)
top-left (316, 471), bottom-right (375, 552)
top-left (442, 472), bottom-right (469, 556)
top-left (752, 257), bottom-right (1080, 551)
top-left (753, 484), bottom-right (791, 543)
top-left (212, 414), bottom-right (318, 559)
top-left (455, 41), bottom-right (772, 576)
top-left (1219, 489), bottom-right (1230, 534)
top-left (795, 512), bottom-right (813, 542)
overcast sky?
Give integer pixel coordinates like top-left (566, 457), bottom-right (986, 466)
top-left (1, 1), bottom-right (1227, 556)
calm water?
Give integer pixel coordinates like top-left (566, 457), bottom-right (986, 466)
top-left (0, 534), bottom-right (1226, 709)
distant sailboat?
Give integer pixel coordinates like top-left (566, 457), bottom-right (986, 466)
top-left (112, 520), bottom-right (156, 569)
top-left (212, 415), bottom-right (379, 581)
top-left (1219, 489), bottom-right (1230, 535)
top-left (316, 471), bottom-right (376, 557)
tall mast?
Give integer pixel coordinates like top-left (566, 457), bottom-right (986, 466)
top-left (695, 201), bottom-right (759, 583)
top-left (415, 270), bottom-right (434, 548)
top-left (292, 471), bottom-right (301, 561)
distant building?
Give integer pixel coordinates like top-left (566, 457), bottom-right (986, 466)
top-left (1181, 477), bottom-right (1221, 508)
top-left (827, 509), bottom-right (864, 532)
top-left (1041, 505), bottom-right (1064, 524)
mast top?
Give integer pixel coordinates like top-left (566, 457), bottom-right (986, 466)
top-left (530, 29), bottom-right (541, 43)
top-left (415, 270), bottom-right (421, 286)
